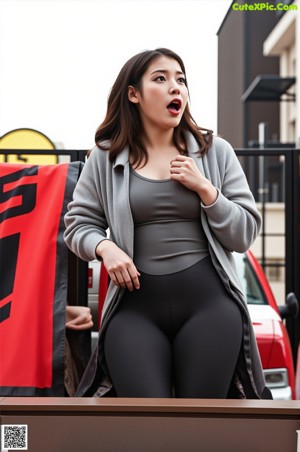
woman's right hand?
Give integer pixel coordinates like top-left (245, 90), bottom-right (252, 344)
top-left (96, 240), bottom-right (140, 291)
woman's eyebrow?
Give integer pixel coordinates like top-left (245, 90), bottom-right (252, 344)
top-left (150, 69), bottom-right (185, 76)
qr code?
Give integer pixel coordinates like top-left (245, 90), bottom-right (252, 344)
top-left (1, 425), bottom-right (28, 450)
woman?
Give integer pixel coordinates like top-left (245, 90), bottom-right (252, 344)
top-left (64, 48), bottom-right (270, 399)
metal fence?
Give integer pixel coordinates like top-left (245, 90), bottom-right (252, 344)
top-left (1, 147), bottom-right (300, 363)
top-left (236, 148), bottom-right (300, 364)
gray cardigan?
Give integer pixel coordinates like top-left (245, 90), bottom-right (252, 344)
top-left (64, 132), bottom-right (267, 398)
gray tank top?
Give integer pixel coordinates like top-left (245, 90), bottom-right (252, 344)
top-left (130, 167), bottom-right (209, 275)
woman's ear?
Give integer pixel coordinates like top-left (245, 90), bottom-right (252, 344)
top-left (128, 85), bottom-right (140, 104)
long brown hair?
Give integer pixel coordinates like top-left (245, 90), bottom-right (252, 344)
top-left (95, 48), bottom-right (213, 166)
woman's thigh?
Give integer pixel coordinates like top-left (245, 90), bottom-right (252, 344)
top-left (104, 307), bottom-right (173, 397)
top-left (103, 258), bottom-right (243, 399)
top-left (173, 294), bottom-right (243, 398)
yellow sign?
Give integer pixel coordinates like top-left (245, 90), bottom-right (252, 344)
top-left (0, 128), bottom-right (57, 165)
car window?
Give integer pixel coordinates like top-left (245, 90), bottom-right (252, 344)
top-left (234, 253), bottom-right (268, 305)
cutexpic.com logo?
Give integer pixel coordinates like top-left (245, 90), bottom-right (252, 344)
top-left (232, 2), bottom-right (298, 11)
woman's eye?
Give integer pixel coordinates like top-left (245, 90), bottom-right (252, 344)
top-left (155, 75), bottom-right (165, 82)
top-left (178, 77), bottom-right (186, 84)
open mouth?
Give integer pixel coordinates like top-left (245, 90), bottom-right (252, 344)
top-left (167, 99), bottom-right (182, 113)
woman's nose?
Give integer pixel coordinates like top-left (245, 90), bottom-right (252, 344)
top-left (169, 85), bottom-right (180, 95)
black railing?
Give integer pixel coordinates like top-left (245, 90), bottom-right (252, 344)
top-left (1, 147), bottom-right (300, 364)
top-left (236, 148), bottom-right (300, 365)
top-left (0, 148), bottom-right (86, 163)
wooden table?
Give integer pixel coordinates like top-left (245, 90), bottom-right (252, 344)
top-left (1, 397), bottom-right (300, 451)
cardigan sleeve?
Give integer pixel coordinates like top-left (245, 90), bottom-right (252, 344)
top-left (201, 139), bottom-right (262, 253)
top-left (64, 149), bottom-right (109, 261)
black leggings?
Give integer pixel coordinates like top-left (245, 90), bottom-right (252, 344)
top-left (104, 256), bottom-right (243, 398)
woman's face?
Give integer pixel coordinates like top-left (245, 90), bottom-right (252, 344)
top-left (128, 55), bottom-right (189, 133)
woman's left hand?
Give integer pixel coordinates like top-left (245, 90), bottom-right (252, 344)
top-left (170, 155), bottom-right (218, 206)
top-left (65, 305), bottom-right (93, 330)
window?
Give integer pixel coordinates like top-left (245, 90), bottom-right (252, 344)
top-left (234, 253), bottom-right (268, 305)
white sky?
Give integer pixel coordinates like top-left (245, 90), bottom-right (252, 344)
top-left (0, 0), bottom-right (233, 149)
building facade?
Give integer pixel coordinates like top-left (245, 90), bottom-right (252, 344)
top-left (217, 2), bottom-right (280, 148)
top-left (263, 0), bottom-right (299, 146)
top-left (217, 1), bottom-right (299, 306)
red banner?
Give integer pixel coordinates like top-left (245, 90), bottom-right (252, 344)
top-left (0, 162), bottom-right (81, 395)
